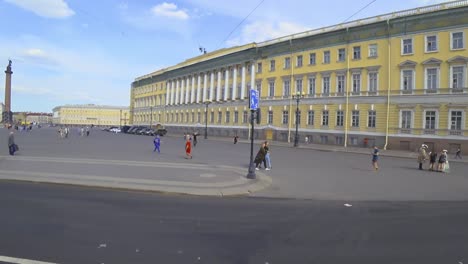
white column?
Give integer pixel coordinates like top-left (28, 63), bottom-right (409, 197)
top-left (185, 77), bottom-right (190, 104)
top-left (196, 75), bottom-right (201, 103)
top-left (166, 82), bottom-right (170, 106)
top-left (232, 66), bottom-right (237, 100)
top-left (171, 81), bottom-right (175, 105)
top-left (210, 72), bottom-right (214, 101)
top-left (191, 76), bottom-right (196, 104)
top-left (175, 79), bottom-right (180, 105)
top-left (180, 78), bottom-right (185, 104)
top-left (250, 63), bottom-right (255, 92)
top-left (224, 68), bottom-right (229, 101)
top-left (216, 71), bottom-right (222, 101)
top-left (241, 65), bottom-right (246, 99)
top-left (203, 73), bottom-right (208, 102)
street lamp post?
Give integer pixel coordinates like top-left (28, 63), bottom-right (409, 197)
top-left (204, 101), bottom-right (211, 139)
top-left (119, 109), bottom-right (122, 128)
top-left (292, 91), bottom-right (304, 147)
top-left (246, 109), bottom-right (257, 179)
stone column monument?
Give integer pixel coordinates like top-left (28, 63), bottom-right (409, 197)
top-left (3, 60), bottom-right (12, 123)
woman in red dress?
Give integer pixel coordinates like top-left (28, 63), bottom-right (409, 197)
top-left (185, 135), bottom-right (192, 159)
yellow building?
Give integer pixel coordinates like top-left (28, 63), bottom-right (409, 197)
top-left (53, 104), bottom-right (129, 127)
top-left (130, 1), bottom-right (468, 153)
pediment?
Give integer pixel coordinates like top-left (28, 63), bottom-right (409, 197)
top-left (422, 58), bottom-right (442, 65)
top-left (447, 56), bottom-right (468, 64)
top-left (398, 60), bottom-right (417, 68)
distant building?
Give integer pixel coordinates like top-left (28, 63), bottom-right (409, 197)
top-left (52, 104), bottom-right (129, 126)
top-left (0, 102), bottom-right (4, 121)
top-left (26, 112), bottom-right (53, 124)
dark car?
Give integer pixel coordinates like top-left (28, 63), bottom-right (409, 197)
top-left (136, 127), bottom-right (150, 135)
top-left (144, 129), bottom-right (156, 136)
top-left (126, 127), bottom-right (138, 134)
top-left (121, 125), bottom-right (131, 133)
top-left (128, 126), bottom-right (144, 134)
top-left (156, 128), bottom-right (167, 136)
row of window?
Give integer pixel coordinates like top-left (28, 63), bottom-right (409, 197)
top-left (134, 109), bottom-right (465, 133)
top-left (400, 110), bottom-right (464, 131)
top-left (402, 31), bottom-right (465, 55)
top-left (257, 31), bottom-right (466, 72)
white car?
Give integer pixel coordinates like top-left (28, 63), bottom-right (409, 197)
top-left (109, 128), bottom-right (121, 133)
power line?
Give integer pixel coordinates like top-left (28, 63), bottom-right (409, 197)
top-left (342, 0), bottom-right (378, 23)
top-left (217, 0), bottom-right (266, 49)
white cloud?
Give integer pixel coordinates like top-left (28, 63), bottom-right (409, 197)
top-left (226, 20), bottom-right (310, 46)
top-left (117, 2), bottom-right (128, 10)
top-left (151, 2), bottom-right (189, 20)
top-left (4, 0), bottom-right (75, 18)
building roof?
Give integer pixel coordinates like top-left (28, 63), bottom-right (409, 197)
top-left (134, 0), bottom-right (468, 81)
top-left (52, 104), bottom-right (129, 111)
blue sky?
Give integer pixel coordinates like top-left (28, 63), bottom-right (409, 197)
top-left (0, 0), bottom-right (451, 112)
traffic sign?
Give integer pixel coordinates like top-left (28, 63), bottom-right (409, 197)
top-left (250, 89), bottom-right (259, 110)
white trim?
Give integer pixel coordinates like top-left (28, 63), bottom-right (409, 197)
top-left (424, 66), bottom-right (440, 92)
top-left (368, 43), bottom-right (378, 57)
top-left (401, 37), bottom-right (414, 55)
top-left (424, 34), bottom-right (438, 53)
top-left (450, 31), bottom-right (465, 50)
top-left (448, 109), bottom-right (465, 130)
top-left (399, 109), bottom-right (414, 129)
top-left (400, 69), bottom-right (415, 93)
top-left (449, 64), bottom-right (467, 89)
top-left (422, 109), bottom-right (439, 130)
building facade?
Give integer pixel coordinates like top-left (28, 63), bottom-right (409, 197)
top-left (53, 104), bottom-right (129, 126)
top-left (130, 1), bottom-right (468, 153)
top-left (25, 113), bottom-right (53, 124)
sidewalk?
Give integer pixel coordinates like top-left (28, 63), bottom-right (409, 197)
top-left (0, 155), bottom-right (272, 197)
top-left (200, 135), bottom-right (468, 164)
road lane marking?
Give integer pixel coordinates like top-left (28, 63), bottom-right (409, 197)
top-left (0, 255), bottom-right (58, 264)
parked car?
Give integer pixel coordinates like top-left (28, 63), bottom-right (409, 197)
top-left (109, 127), bottom-right (121, 133)
top-left (126, 126), bottom-right (138, 134)
top-left (156, 128), bottom-right (167, 136)
top-left (137, 127), bottom-right (151, 135)
top-left (128, 126), bottom-right (144, 134)
top-left (121, 125), bottom-right (131, 133)
top-left (144, 129), bottom-right (156, 136)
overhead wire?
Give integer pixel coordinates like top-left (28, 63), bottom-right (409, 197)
top-left (217, 0), bottom-right (266, 49)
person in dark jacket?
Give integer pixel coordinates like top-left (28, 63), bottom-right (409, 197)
top-left (254, 142), bottom-right (267, 170)
top-left (428, 151), bottom-right (437, 171)
top-left (437, 150), bottom-right (448, 172)
top-left (8, 131), bottom-right (16, 156)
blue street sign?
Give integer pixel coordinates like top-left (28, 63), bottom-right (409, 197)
top-left (250, 89), bottom-right (259, 110)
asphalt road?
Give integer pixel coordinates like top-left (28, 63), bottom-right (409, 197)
top-left (2, 127), bottom-right (468, 200)
top-left (1, 181), bottom-right (467, 264)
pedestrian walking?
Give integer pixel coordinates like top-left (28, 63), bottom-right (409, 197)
top-left (455, 148), bottom-right (462, 159)
top-left (254, 142), bottom-right (267, 170)
top-left (86, 126), bottom-right (90, 136)
top-left (304, 136), bottom-right (309, 144)
top-left (429, 151), bottom-right (438, 171)
top-left (153, 135), bottom-right (161, 153)
top-left (185, 135), bottom-right (192, 159)
top-left (193, 132), bottom-right (198, 147)
top-left (417, 144), bottom-right (428, 170)
top-left (234, 135), bottom-right (239, 144)
top-left (372, 146), bottom-right (379, 170)
top-left (264, 141), bottom-right (271, 170)
top-left (8, 131), bottom-right (17, 156)
top-left (437, 150), bottom-right (448, 172)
